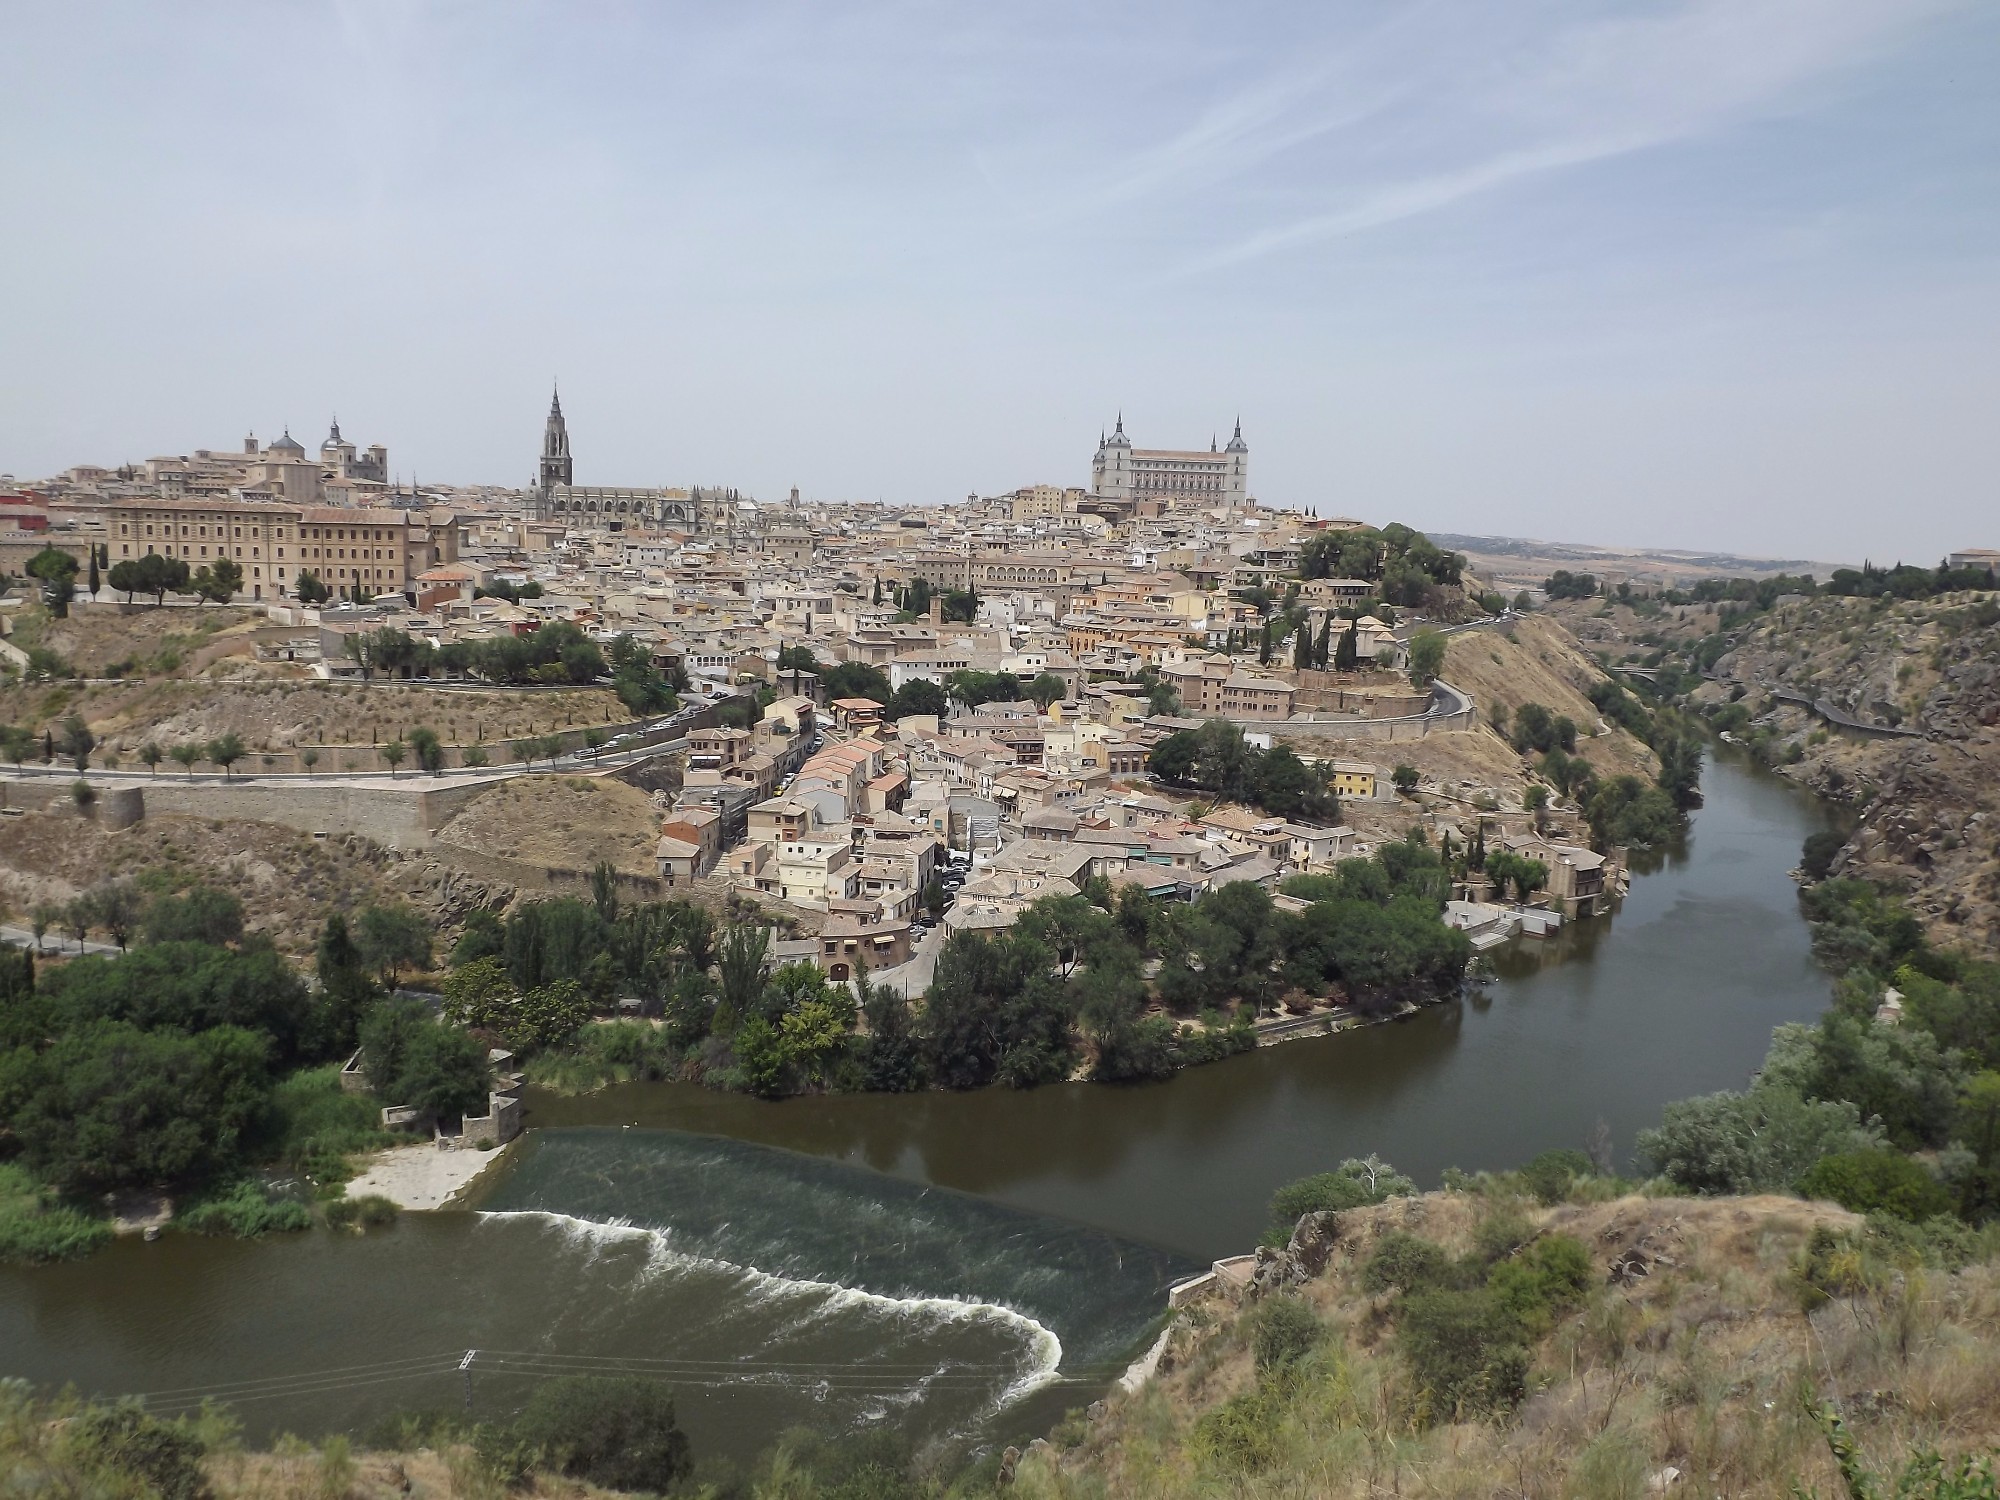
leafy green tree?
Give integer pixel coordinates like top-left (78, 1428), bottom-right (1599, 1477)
top-left (441, 955), bottom-right (517, 1029)
top-left (1543, 570), bottom-right (1598, 600)
top-left (84, 878), bottom-right (141, 951)
top-left (1408, 629), bottom-right (1446, 687)
top-left (169, 742), bottom-right (202, 777)
top-left (820, 661), bottom-right (893, 703)
top-left (1025, 673), bottom-right (1068, 709)
top-left (357, 903), bottom-right (432, 985)
top-left (315, 913), bottom-right (377, 1054)
top-left (1636, 1084), bottom-right (1881, 1195)
top-left (1268, 1156), bottom-right (1416, 1235)
top-left (731, 1016), bottom-right (791, 1098)
top-left (26, 546), bottom-right (79, 616)
top-left (190, 556), bottom-right (242, 603)
top-left (858, 978), bottom-right (926, 1092)
top-left (58, 714), bottom-right (95, 773)
top-left (294, 570), bottom-right (330, 604)
top-left (714, 923), bottom-right (770, 1034)
top-left (358, 998), bottom-right (488, 1118)
top-left (407, 726), bottom-right (445, 775)
top-left (1583, 774), bottom-right (1682, 849)
top-left (137, 740), bottom-right (162, 775)
top-left (378, 738), bottom-right (407, 776)
top-left (6, 1021), bottom-right (272, 1194)
top-left (1760, 1015), bottom-right (1965, 1151)
top-left (106, 558), bottom-right (142, 602)
top-left (205, 732), bottom-right (246, 779)
top-left (922, 929), bottom-right (1076, 1089)
top-left (0, 724), bottom-right (34, 770)
top-left (1148, 729), bottom-right (1198, 784)
top-left (140, 886), bottom-right (244, 946)
top-left (514, 980), bottom-right (594, 1052)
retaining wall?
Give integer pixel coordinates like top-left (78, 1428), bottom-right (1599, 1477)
top-left (0, 774), bottom-right (501, 849)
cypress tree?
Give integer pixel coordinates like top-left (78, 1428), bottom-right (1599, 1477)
top-left (1315, 612), bottom-right (1333, 668)
top-left (1335, 619), bottom-right (1359, 672)
top-left (1259, 621), bottom-right (1273, 665)
top-left (1293, 620), bottom-right (1311, 670)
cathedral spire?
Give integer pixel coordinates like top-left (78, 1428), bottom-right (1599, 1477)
top-left (539, 380), bottom-right (573, 501)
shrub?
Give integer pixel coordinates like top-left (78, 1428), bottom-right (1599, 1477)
top-left (1192, 1389), bottom-right (1282, 1473)
top-left (268, 1066), bottom-right (394, 1186)
top-left (177, 1180), bottom-right (312, 1238)
top-left (508, 1375), bottom-right (692, 1493)
top-left (324, 1194), bottom-right (399, 1232)
top-left (0, 1165), bottom-right (113, 1264)
top-left (1486, 1235), bottom-right (1593, 1335)
top-left (1800, 829), bottom-right (1845, 882)
top-left (61, 1399), bottom-right (210, 1500)
top-left (1471, 1207), bottom-right (1537, 1264)
top-left (1519, 1148), bottom-right (1593, 1205)
top-left (1361, 1231), bottom-right (1452, 1295)
top-left (1267, 1156), bottom-right (1415, 1238)
top-left (1250, 1294), bottom-right (1323, 1374)
top-left (1397, 1287), bottom-right (1530, 1421)
top-left (1798, 1148), bottom-right (1954, 1222)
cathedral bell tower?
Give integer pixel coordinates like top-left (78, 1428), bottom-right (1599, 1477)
top-left (538, 384), bottom-right (572, 506)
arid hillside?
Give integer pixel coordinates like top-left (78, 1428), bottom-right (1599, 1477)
top-left (1692, 592), bottom-right (2000, 955)
top-left (0, 676), bottom-right (630, 764)
top-left (1020, 1187), bottom-right (1999, 1500)
top-left (0, 806), bottom-right (510, 957)
top-left (432, 774), bottom-right (667, 878)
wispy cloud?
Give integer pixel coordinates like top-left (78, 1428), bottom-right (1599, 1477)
top-left (1155, 0), bottom-right (1961, 280)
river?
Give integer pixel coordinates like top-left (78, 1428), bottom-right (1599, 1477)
top-left (0, 752), bottom-right (1837, 1463)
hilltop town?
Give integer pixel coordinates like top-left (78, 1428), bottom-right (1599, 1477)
top-left (0, 400), bottom-right (1661, 983)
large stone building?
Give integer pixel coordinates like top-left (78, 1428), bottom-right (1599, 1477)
top-left (91, 498), bottom-right (458, 601)
top-left (1090, 416), bottom-right (1248, 510)
top-left (531, 386), bottom-right (716, 531)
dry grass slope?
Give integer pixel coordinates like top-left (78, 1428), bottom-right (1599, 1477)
top-left (1019, 1191), bottom-right (2000, 1500)
top-left (432, 774), bottom-right (664, 878)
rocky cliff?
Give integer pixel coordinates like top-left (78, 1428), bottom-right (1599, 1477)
top-left (1698, 593), bottom-right (2000, 955)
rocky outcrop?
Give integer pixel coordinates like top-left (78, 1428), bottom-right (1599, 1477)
top-left (1706, 597), bottom-right (2000, 957)
top-left (1249, 1210), bottom-right (1344, 1297)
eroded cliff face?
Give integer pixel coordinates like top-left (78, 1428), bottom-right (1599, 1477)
top-left (1703, 595), bottom-right (2000, 955)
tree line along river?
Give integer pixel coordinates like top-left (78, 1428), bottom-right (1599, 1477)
top-left (0, 751), bottom-right (1839, 1464)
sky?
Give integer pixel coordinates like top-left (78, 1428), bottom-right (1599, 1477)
top-left (4, 0), bottom-right (1998, 564)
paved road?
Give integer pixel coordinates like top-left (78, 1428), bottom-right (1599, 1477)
top-left (871, 924), bottom-right (946, 998)
top-left (0, 923), bottom-right (122, 957)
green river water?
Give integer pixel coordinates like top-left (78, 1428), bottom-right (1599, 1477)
top-left (0, 753), bottom-right (1839, 1462)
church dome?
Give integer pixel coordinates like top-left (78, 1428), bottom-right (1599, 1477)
top-left (268, 429), bottom-right (304, 455)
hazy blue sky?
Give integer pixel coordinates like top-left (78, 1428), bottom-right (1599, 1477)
top-left (5, 1), bottom-right (1997, 562)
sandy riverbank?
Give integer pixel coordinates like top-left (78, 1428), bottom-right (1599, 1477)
top-left (344, 1141), bottom-right (513, 1211)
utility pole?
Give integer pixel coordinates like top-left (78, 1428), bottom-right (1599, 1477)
top-left (459, 1350), bottom-right (477, 1414)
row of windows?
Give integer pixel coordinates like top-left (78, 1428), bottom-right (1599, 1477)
top-left (116, 519), bottom-right (411, 542)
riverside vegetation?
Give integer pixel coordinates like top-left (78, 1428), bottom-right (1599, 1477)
top-left (0, 827), bottom-right (1475, 1261)
top-left (447, 836), bottom-right (1470, 1101)
top-left (0, 886), bottom-right (449, 1262)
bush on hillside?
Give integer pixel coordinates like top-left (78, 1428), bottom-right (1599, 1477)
top-left (1798, 1149), bottom-right (1954, 1223)
top-left (503, 1375), bottom-right (692, 1493)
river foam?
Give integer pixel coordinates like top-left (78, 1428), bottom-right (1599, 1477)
top-left (478, 1208), bottom-right (1066, 1414)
